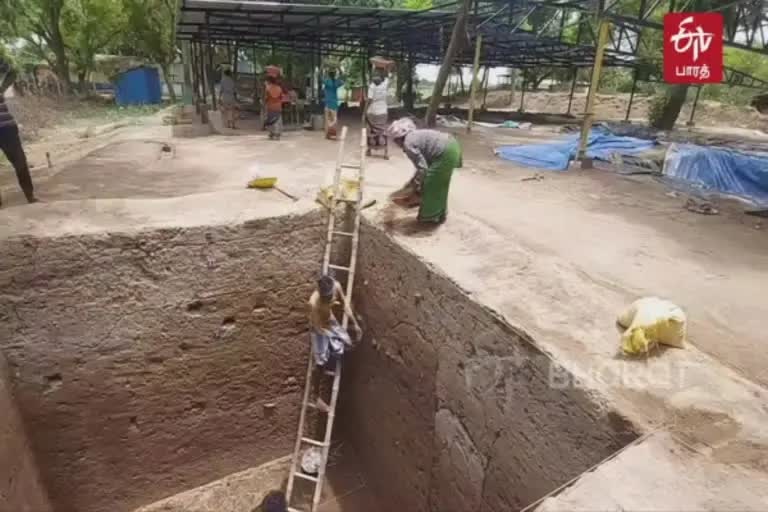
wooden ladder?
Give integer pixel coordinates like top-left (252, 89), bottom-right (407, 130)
top-left (286, 125), bottom-right (367, 512)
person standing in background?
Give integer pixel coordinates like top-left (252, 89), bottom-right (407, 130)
top-left (219, 68), bottom-right (238, 129)
top-left (0, 60), bottom-right (37, 208)
top-left (323, 70), bottom-right (343, 139)
top-left (365, 66), bottom-right (391, 157)
top-left (264, 75), bottom-right (284, 140)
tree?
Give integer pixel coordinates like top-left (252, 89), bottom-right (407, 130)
top-left (122, 0), bottom-right (179, 101)
top-left (424, 0), bottom-right (472, 126)
top-left (641, 0), bottom-right (760, 129)
top-left (63, 0), bottom-right (125, 91)
top-left (1, 0), bottom-right (72, 92)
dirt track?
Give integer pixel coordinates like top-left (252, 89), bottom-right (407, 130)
top-left (475, 90), bottom-right (768, 130)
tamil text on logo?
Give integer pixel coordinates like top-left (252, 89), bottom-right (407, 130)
top-left (663, 13), bottom-right (723, 84)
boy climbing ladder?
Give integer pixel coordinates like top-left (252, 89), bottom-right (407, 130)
top-left (285, 126), bottom-right (366, 512)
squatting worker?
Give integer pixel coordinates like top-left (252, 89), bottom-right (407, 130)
top-left (0, 60), bottom-right (37, 208)
top-left (386, 117), bottom-right (462, 225)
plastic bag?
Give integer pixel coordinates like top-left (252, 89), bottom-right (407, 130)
top-left (316, 179), bottom-right (359, 208)
top-left (617, 297), bottom-right (687, 355)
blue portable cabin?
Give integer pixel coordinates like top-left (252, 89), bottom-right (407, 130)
top-left (114, 65), bottom-right (162, 106)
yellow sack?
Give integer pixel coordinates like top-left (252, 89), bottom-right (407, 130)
top-left (316, 179), bottom-right (359, 208)
top-left (617, 297), bottom-right (687, 356)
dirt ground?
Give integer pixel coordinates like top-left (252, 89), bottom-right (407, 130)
top-left (470, 89), bottom-right (768, 130)
top-left (2, 105), bottom-right (767, 509)
top-left (2, 106), bottom-right (767, 389)
top-left (136, 448), bottom-right (380, 512)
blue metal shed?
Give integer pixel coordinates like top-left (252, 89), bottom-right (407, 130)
top-left (114, 66), bottom-right (162, 106)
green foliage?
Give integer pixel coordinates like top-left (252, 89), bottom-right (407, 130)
top-left (1, 0), bottom-right (70, 87)
top-left (122, 0), bottom-right (178, 67)
top-left (724, 48), bottom-right (768, 82)
top-left (63, 0), bottom-right (126, 84)
top-left (0, 45), bottom-right (16, 71)
top-left (647, 93), bottom-right (667, 126)
top-left (402, 0), bottom-right (432, 9)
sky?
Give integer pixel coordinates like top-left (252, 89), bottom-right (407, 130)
top-left (416, 64), bottom-right (511, 86)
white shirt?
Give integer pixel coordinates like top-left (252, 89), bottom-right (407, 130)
top-left (367, 78), bottom-right (389, 116)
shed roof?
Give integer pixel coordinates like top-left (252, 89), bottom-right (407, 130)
top-left (177, 0), bottom-right (634, 68)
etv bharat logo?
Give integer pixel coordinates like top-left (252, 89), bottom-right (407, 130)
top-left (664, 13), bottom-right (723, 84)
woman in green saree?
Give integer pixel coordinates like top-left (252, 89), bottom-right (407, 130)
top-left (386, 117), bottom-right (463, 224)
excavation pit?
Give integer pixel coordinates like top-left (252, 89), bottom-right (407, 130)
top-left (3, 125), bottom-right (768, 512)
top-left (0, 206), bottom-right (645, 512)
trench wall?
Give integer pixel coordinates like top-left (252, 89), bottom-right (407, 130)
top-left (0, 211), bottom-right (325, 512)
top-left (0, 352), bottom-right (52, 512)
top-left (341, 223), bottom-right (639, 512)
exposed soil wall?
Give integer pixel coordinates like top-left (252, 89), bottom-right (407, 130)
top-left (0, 352), bottom-right (52, 512)
top-left (0, 211), bottom-right (325, 512)
top-left (341, 223), bottom-right (639, 512)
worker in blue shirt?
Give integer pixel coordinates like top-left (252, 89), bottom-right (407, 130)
top-left (323, 70), bottom-right (343, 139)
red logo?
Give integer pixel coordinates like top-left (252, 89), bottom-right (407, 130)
top-left (663, 13), bottom-right (723, 84)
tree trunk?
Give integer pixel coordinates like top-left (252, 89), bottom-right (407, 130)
top-left (77, 71), bottom-right (87, 94)
top-left (49, 19), bottom-right (72, 93)
top-left (424, 0), bottom-right (472, 127)
top-left (455, 65), bottom-right (465, 95)
top-left (161, 63), bottom-right (177, 103)
top-left (52, 50), bottom-right (71, 94)
top-left (395, 63), bottom-right (405, 102)
top-left (507, 67), bottom-right (516, 105)
top-left (532, 72), bottom-right (552, 90)
top-left (481, 66), bottom-right (489, 109)
top-left (652, 84), bottom-right (689, 130)
top-left (405, 58), bottom-right (415, 111)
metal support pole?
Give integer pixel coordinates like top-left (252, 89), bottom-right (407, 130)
top-left (625, 0), bottom-right (646, 122)
top-left (405, 52), bottom-right (414, 112)
top-left (208, 41), bottom-right (217, 111)
top-left (518, 75), bottom-right (526, 113)
top-left (576, 18), bottom-right (610, 165)
top-left (191, 42), bottom-right (200, 112)
top-left (467, 34), bottom-right (483, 133)
top-left (233, 43), bottom-right (239, 82)
top-left (567, 68), bottom-right (577, 115)
top-left (625, 69), bottom-right (639, 121)
top-left (361, 46), bottom-right (368, 125)
top-left (687, 86), bottom-right (702, 127)
top-left (181, 40), bottom-right (193, 106)
top-left (316, 46), bottom-right (322, 103)
top-left (199, 42), bottom-right (208, 106)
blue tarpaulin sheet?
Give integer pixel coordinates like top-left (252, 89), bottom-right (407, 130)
top-left (663, 144), bottom-right (768, 205)
top-left (494, 128), bottom-right (656, 171)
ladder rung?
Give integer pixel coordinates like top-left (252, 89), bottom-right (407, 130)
top-left (301, 437), bottom-right (328, 447)
top-left (293, 471), bottom-right (319, 483)
top-left (333, 230), bottom-right (354, 236)
top-left (324, 370), bottom-right (336, 377)
top-left (328, 264), bottom-right (350, 272)
top-left (340, 164), bottom-right (360, 170)
top-left (288, 507), bottom-right (305, 512)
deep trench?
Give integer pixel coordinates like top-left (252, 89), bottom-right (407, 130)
top-left (0, 209), bottom-right (638, 512)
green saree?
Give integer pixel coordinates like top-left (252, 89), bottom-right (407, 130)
top-left (418, 139), bottom-right (462, 223)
